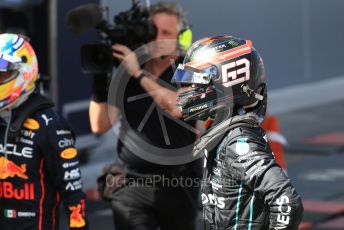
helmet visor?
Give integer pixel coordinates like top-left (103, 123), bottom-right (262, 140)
top-left (0, 70), bottom-right (19, 85)
top-left (171, 64), bottom-right (210, 85)
top-left (0, 56), bottom-right (20, 84)
top-left (0, 57), bottom-right (11, 72)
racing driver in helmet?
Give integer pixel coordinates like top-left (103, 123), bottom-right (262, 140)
top-left (172, 35), bottom-right (303, 229)
top-left (0, 33), bottom-right (88, 229)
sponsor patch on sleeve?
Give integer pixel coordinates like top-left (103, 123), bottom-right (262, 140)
top-left (235, 138), bottom-right (250, 155)
top-left (60, 148), bottom-right (78, 159)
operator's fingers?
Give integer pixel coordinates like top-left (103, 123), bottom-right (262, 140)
top-left (112, 47), bottom-right (125, 57)
top-left (112, 52), bottom-right (125, 61)
top-left (112, 44), bottom-right (131, 54)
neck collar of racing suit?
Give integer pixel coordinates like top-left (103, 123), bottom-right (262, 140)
top-left (193, 112), bottom-right (260, 157)
top-left (3, 93), bottom-right (54, 138)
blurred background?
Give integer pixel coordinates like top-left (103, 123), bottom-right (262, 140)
top-left (1, 0), bottom-right (344, 229)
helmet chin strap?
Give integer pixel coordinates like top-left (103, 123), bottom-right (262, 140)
top-left (243, 100), bottom-right (259, 109)
top-left (0, 107), bottom-right (11, 122)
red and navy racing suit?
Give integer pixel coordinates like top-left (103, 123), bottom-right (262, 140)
top-left (0, 95), bottom-right (88, 230)
top-left (201, 119), bottom-right (303, 229)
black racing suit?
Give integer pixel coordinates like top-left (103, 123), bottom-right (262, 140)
top-left (201, 117), bottom-right (303, 229)
top-left (0, 94), bottom-right (88, 230)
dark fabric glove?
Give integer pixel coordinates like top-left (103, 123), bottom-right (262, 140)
top-left (90, 74), bottom-right (109, 102)
top-left (97, 163), bottom-right (127, 200)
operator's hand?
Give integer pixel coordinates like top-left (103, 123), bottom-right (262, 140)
top-left (112, 44), bottom-right (141, 77)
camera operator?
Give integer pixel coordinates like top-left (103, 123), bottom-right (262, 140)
top-left (88, 2), bottom-right (201, 230)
